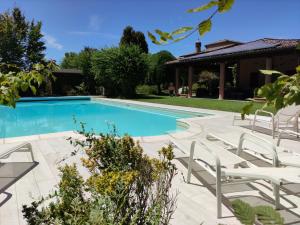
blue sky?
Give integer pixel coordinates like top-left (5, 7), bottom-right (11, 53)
top-left (1, 0), bottom-right (299, 63)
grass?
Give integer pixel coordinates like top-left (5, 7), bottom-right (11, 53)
top-left (132, 95), bottom-right (275, 114)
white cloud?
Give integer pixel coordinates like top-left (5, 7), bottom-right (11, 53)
top-left (43, 33), bottom-right (63, 50)
top-left (88, 15), bottom-right (103, 31)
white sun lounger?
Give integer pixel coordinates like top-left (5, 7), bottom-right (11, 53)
top-left (207, 129), bottom-right (300, 168)
top-left (0, 142), bottom-right (35, 161)
top-left (251, 105), bottom-right (300, 138)
top-left (171, 138), bottom-right (300, 218)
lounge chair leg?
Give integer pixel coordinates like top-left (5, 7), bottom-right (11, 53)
top-left (216, 173), bottom-right (222, 218)
top-left (187, 141), bottom-right (196, 184)
top-left (251, 121), bottom-right (255, 133)
top-left (274, 184), bottom-right (280, 210)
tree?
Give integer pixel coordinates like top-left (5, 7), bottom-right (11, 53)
top-left (26, 21), bottom-right (46, 69)
top-left (148, 0), bottom-right (235, 45)
top-left (60, 52), bottom-right (79, 69)
top-left (77, 47), bottom-right (97, 93)
top-left (0, 7), bottom-right (46, 70)
top-left (60, 47), bottom-right (97, 93)
top-left (92, 45), bottom-right (148, 97)
top-left (147, 50), bottom-right (175, 93)
top-left (120, 26), bottom-right (149, 54)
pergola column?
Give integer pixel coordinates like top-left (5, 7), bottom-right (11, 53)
top-left (188, 66), bottom-right (193, 98)
top-left (175, 67), bottom-right (180, 95)
top-left (219, 62), bottom-right (225, 100)
top-left (265, 57), bottom-right (272, 84)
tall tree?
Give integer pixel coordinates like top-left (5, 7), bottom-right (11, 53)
top-left (148, 50), bottom-right (175, 93)
top-left (120, 26), bottom-right (148, 53)
top-left (92, 45), bottom-right (148, 97)
top-left (60, 47), bottom-right (97, 93)
top-left (26, 21), bottom-right (46, 69)
top-left (60, 52), bottom-right (79, 69)
top-left (0, 7), bottom-right (45, 71)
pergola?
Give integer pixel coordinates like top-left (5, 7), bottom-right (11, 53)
top-left (167, 38), bottom-right (300, 99)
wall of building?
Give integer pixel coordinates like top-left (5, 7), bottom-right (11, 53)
top-left (238, 52), bottom-right (299, 96)
top-left (239, 57), bottom-right (266, 90)
top-left (272, 53), bottom-right (299, 74)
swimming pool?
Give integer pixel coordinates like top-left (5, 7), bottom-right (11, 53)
top-left (0, 98), bottom-right (208, 138)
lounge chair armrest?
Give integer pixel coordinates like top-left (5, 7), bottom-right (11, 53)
top-left (187, 141), bottom-right (222, 183)
top-left (254, 109), bottom-right (274, 118)
top-left (277, 129), bottom-right (300, 146)
top-left (237, 132), bottom-right (279, 167)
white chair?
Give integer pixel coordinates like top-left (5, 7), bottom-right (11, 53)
top-left (252, 104), bottom-right (300, 138)
top-left (172, 138), bottom-right (300, 218)
top-left (207, 128), bottom-right (300, 168)
top-left (0, 142), bottom-right (35, 161)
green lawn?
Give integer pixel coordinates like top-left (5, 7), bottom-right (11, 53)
top-left (132, 95), bottom-right (275, 114)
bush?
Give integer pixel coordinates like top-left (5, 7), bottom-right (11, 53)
top-left (66, 82), bottom-right (89, 96)
top-left (92, 45), bottom-right (148, 98)
top-left (136, 84), bottom-right (158, 95)
top-left (22, 128), bottom-right (177, 225)
top-left (192, 83), bottom-right (200, 92)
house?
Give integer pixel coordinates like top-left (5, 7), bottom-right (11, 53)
top-left (52, 69), bottom-right (84, 95)
top-left (167, 38), bottom-right (300, 99)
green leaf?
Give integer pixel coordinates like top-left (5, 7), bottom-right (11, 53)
top-left (232, 199), bottom-right (255, 225)
top-left (218, 0), bottom-right (235, 13)
top-left (147, 32), bottom-right (161, 45)
top-left (187, 1), bottom-right (218, 13)
top-left (173, 35), bottom-right (189, 43)
top-left (255, 205), bottom-right (284, 225)
top-left (198, 19), bottom-right (212, 36)
top-left (241, 102), bottom-right (253, 119)
top-left (296, 65), bottom-right (300, 74)
top-left (171, 26), bottom-right (193, 36)
top-left (259, 69), bottom-right (283, 76)
top-left (30, 85), bottom-right (37, 95)
top-left (155, 29), bottom-right (173, 40)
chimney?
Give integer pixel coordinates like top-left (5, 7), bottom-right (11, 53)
top-left (195, 41), bottom-right (201, 53)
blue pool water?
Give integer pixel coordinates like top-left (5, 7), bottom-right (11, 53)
top-left (0, 99), bottom-right (207, 138)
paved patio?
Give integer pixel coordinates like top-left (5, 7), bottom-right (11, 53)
top-left (1, 100), bottom-right (300, 225)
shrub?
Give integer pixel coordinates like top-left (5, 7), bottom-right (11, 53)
top-left (198, 70), bottom-right (219, 96)
top-left (232, 199), bottom-right (284, 225)
top-left (192, 83), bottom-right (200, 92)
top-left (66, 82), bottom-right (89, 96)
top-left (136, 84), bottom-right (158, 95)
top-left (92, 45), bottom-right (148, 98)
top-left (22, 128), bottom-right (177, 225)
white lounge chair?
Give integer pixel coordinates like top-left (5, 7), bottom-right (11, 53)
top-left (251, 104), bottom-right (300, 138)
top-left (175, 139), bottom-right (300, 218)
top-left (277, 129), bottom-right (300, 146)
top-left (0, 142), bottom-right (35, 161)
top-left (207, 129), bottom-right (300, 168)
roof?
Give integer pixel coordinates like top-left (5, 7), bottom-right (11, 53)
top-left (204, 39), bottom-right (243, 46)
top-left (53, 69), bottom-right (83, 75)
top-left (167, 38), bottom-right (300, 65)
